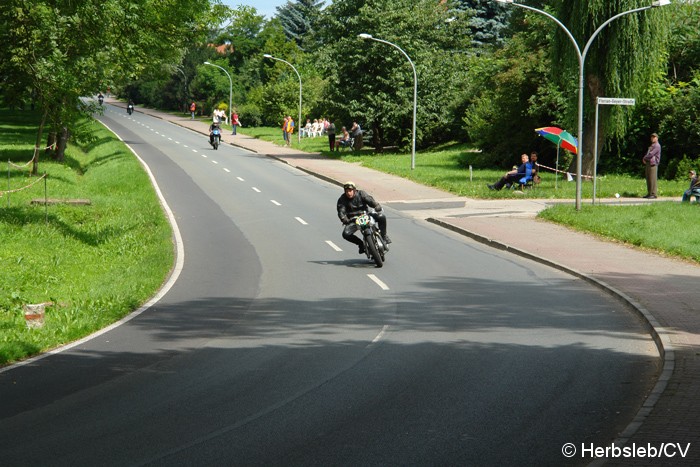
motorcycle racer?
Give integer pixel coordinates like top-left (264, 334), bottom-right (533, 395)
top-left (337, 181), bottom-right (391, 254)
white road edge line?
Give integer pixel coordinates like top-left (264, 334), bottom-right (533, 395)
top-left (252, 187), bottom-right (261, 192)
top-left (271, 200), bottom-right (281, 206)
top-left (295, 217), bottom-right (308, 225)
top-left (224, 168), bottom-right (230, 173)
top-left (325, 240), bottom-right (342, 251)
top-left (371, 324), bottom-right (390, 344)
top-left (367, 274), bottom-right (389, 290)
top-left (1, 121), bottom-right (186, 375)
top-left (237, 176), bottom-right (245, 181)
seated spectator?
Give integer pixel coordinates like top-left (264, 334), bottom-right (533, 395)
top-left (529, 151), bottom-right (540, 185)
top-left (335, 126), bottom-right (351, 150)
top-left (311, 119), bottom-right (322, 137)
top-left (301, 119), bottom-right (313, 138)
top-left (682, 169), bottom-right (700, 202)
top-left (487, 153), bottom-right (530, 191)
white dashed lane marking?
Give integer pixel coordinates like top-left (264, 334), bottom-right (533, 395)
top-left (325, 240), bottom-right (342, 252)
top-left (367, 274), bottom-right (389, 290)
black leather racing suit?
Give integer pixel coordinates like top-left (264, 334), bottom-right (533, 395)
top-left (337, 189), bottom-right (387, 249)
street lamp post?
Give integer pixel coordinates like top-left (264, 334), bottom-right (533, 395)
top-left (359, 33), bottom-right (418, 170)
top-left (203, 61), bottom-right (233, 135)
top-left (496, 0), bottom-right (670, 210)
top-left (263, 54), bottom-right (302, 144)
top-left (173, 66), bottom-right (188, 114)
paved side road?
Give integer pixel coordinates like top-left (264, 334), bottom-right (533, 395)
top-left (123, 101), bottom-right (700, 465)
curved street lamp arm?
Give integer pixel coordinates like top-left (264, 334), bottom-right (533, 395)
top-left (359, 35), bottom-right (418, 169)
top-left (263, 55), bottom-right (303, 144)
top-left (509, 3), bottom-right (583, 64)
top-left (203, 62), bottom-right (233, 132)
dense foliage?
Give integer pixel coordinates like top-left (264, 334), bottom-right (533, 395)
top-left (1, 0), bottom-right (698, 176)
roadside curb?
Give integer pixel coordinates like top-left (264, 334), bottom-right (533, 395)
top-left (427, 217), bottom-right (674, 455)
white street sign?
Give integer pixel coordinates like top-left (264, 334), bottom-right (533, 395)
top-left (597, 97), bottom-right (636, 106)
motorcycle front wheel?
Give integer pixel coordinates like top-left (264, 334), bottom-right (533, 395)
top-left (365, 234), bottom-right (383, 268)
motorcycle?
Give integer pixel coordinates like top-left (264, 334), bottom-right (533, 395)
top-left (127, 104), bottom-right (134, 115)
top-left (98, 95), bottom-right (104, 106)
top-left (210, 128), bottom-right (221, 150)
top-left (353, 210), bottom-right (388, 268)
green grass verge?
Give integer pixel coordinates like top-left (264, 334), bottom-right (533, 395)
top-left (239, 127), bottom-right (687, 199)
top-left (0, 110), bottom-right (173, 366)
top-left (539, 202), bottom-right (700, 263)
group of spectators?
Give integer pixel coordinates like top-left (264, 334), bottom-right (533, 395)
top-left (300, 118), bottom-right (330, 138)
top-left (283, 117), bottom-right (364, 153)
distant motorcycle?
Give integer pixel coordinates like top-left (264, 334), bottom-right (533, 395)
top-left (210, 127), bottom-right (221, 150)
top-left (98, 95), bottom-right (104, 106)
top-left (127, 103), bottom-right (134, 115)
top-left (352, 210), bottom-right (388, 267)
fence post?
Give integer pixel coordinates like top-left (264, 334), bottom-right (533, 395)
top-left (44, 172), bottom-right (48, 223)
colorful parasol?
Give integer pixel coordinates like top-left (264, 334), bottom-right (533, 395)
top-left (535, 127), bottom-right (578, 189)
top-left (535, 127), bottom-right (578, 154)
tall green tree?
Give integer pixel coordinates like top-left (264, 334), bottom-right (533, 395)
top-left (276, 0), bottom-right (325, 50)
top-left (549, 0), bottom-right (671, 175)
top-left (0, 0), bottom-right (213, 171)
top-left (453, 0), bottom-right (512, 47)
top-left (316, 0), bottom-right (472, 151)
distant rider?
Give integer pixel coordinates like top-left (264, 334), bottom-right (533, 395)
top-left (337, 181), bottom-right (391, 254)
top-left (209, 121), bottom-right (221, 146)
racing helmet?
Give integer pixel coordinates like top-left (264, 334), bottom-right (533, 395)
top-left (343, 181), bottom-right (356, 191)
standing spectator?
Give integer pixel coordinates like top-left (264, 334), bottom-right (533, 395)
top-left (642, 133), bottom-right (661, 199)
top-left (212, 108), bottom-right (221, 124)
top-left (286, 116), bottom-right (295, 146)
top-left (231, 111), bottom-right (241, 135)
top-left (327, 120), bottom-right (336, 152)
top-left (282, 116), bottom-right (289, 145)
top-left (190, 101), bottom-right (196, 120)
top-left (682, 169), bottom-right (700, 203)
top-left (350, 121), bottom-right (363, 150)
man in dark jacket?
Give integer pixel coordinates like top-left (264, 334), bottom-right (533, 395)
top-left (642, 133), bottom-right (661, 199)
top-left (337, 181), bottom-right (390, 254)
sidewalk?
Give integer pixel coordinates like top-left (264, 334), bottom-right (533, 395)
top-left (131, 103), bottom-right (700, 464)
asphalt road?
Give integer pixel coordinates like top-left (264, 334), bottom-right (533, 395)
top-left (0, 105), bottom-right (659, 466)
